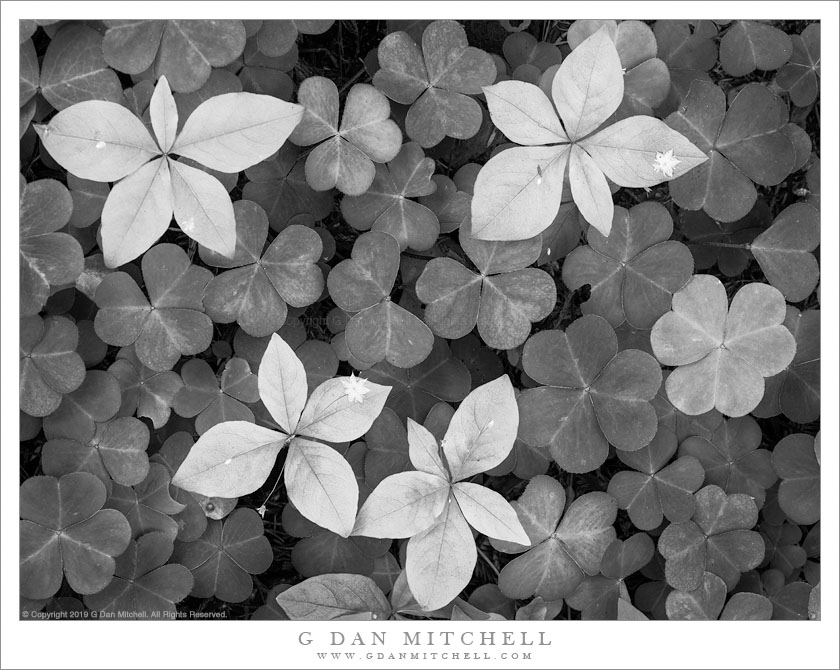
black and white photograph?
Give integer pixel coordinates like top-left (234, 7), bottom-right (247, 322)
top-left (3, 2), bottom-right (838, 669)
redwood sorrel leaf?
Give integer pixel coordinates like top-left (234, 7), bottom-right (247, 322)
top-left (651, 275), bottom-right (796, 417)
top-left (719, 21), bottom-right (793, 77)
top-left (775, 24), bottom-right (820, 107)
top-left (772, 433), bottom-right (820, 525)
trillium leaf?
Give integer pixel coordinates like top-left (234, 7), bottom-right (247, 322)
top-left (580, 116), bottom-right (708, 188)
top-left (773, 433), bottom-right (820, 525)
top-left (258, 333), bottom-right (308, 434)
top-left (35, 101), bottom-right (160, 182)
top-left (442, 375), bottom-right (518, 482)
top-left (276, 574), bottom-right (391, 621)
top-left (470, 144), bottom-right (570, 241)
top-left (452, 482), bottom-right (530, 545)
top-left (569, 145), bottom-right (614, 234)
top-left (103, 20), bottom-right (246, 93)
top-left (297, 376), bottom-right (391, 443)
top-left (171, 421), bottom-right (286, 498)
top-left (482, 80), bottom-right (567, 145)
top-left (100, 157), bottom-right (173, 268)
top-left (285, 438), bottom-right (359, 538)
top-left (149, 75), bottom-right (178, 152)
top-left (751, 202), bottom-right (820, 302)
top-left (20, 315), bottom-right (86, 418)
top-left (83, 532), bottom-right (193, 618)
top-left (563, 202), bottom-right (693, 328)
top-left (352, 471), bottom-right (449, 538)
top-left (406, 500), bottom-right (476, 610)
top-left (171, 92), bottom-right (303, 172)
top-left (341, 142), bottom-right (439, 251)
top-left (172, 508), bottom-right (272, 602)
top-left (407, 417), bottom-right (448, 479)
top-left (19, 178), bottom-right (83, 316)
top-left (719, 21), bottom-right (793, 77)
top-left (39, 25), bottom-right (125, 110)
top-left (552, 27), bottom-right (623, 140)
top-left (651, 275), bottom-right (795, 417)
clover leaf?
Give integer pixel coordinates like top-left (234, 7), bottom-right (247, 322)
top-left (171, 508), bottom-right (272, 603)
top-left (253, 20), bottom-right (333, 58)
top-left (563, 202), bottom-right (693, 329)
top-left (567, 20), bottom-right (671, 116)
top-left (199, 201), bottom-right (324, 338)
top-left (651, 275), bottom-right (796, 417)
top-left (374, 20), bottom-right (496, 148)
top-left (94, 244), bottom-right (213, 372)
top-left (83, 532), bottom-right (194, 618)
top-left (341, 142), bottom-right (440, 251)
top-left (775, 24), bottom-right (820, 107)
top-left (666, 571), bottom-right (772, 620)
top-left (761, 569), bottom-right (814, 620)
top-left (719, 21), bottom-right (793, 77)
top-left (102, 20), bottom-right (246, 93)
top-left (172, 357), bottom-right (259, 435)
top-left (666, 81), bottom-right (796, 223)
top-left (502, 31), bottom-right (562, 76)
top-left (105, 464), bottom-right (186, 541)
top-left (607, 426), bottom-right (705, 531)
top-left (20, 472), bottom-right (131, 599)
top-left (754, 307), bottom-right (820, 423)
top-left (20, 315), bottom-right (86, 418)
top-left (518, 315), bottom-right (662, 473)
top-left (353, 376), bottom-right (527, 610)
top-left (566, 533), bottom-right (655, 620)
top-left (364, 338), bottom-right (472, 421)
top-left (109, 346), bottom-right (184, 430)
top-left (772, 433), bottom-right (820, 525)
top-left (41, 370), bottom-right (121, 443)
top-left (658, 485), bottom-right (764, 591)
top-left (652, 21), bottom-right (717, 114)
top-left (42, 416), bottom-right (150, 492)
top-left (234, 37), bottom-right (296, 100)
top-left (242, 143), bottom-right (333, 231)
top-left (67, 174), bottom-right (110, 229)
top-left (20, 177), bottom-right (83, 317)
top-left (35, 75), bottom-right (303, 266)
top-left (364, 408), bottom-right (411, 488)
top-left (750, 202), bottom-right (820, 302)
top-left (762, 523), bottom-right (807, 578)
top-left (416, 220), bottom-right (556, 350)
top-left (678, 200), bottom-right (770, 277)
top-left (328, 231), bottom-right (433, 367)
top-left (473, 27), bottom-right (706, 239)
top-left (173, 334), bottom-right (390, 537)
top-left (19, 38), bottom-right (38, 107)
top-left (680, 417), bottom-right (777, 509)
top-left (39, 24), bottom-right (125, 110)
top-left (289, 77), bottom-right (402, 195)
top-left (493, 476), bottom-right (617, 601)
top-left (418, 174), bottom-right (472, 234)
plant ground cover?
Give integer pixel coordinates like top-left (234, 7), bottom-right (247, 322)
top-left (17, 16), bottom-right (821, 628)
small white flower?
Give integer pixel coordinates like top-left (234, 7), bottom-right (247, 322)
top-left (256, 504), bottom-right (267, 518)
top-left (652, 149), bottom-right (682, 178)
top-left (341, 374), bottom-right (371, 404)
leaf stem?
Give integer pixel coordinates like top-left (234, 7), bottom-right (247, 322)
top-left (477, 545), bottom-right (501, 579)
top-left (339, 65), bottom-right (368, 94)
top-left (693, 241), bottom-right (752, 250)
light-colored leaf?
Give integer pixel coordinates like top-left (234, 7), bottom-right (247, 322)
top-left (150, 76), bottom-right (178, 153)
top-left (100, 158), bottom-right (173, 268)
top-left (407, 418), bottom-right (448, 479)
top-left (276, 574), bottom-right (391, 621)
top-left (170, 159), bottom-right (236, 257)
top-left (552, 27), bottom-right (623, 140)
top-left (296, 377), bottom-right (391, 443)
top-left (452, 482), bottom-right (530, 545)
top-left (580, 116), bottom-right (708, 187)
top-left (352, 471), bottom-right (449, 538)
top-left (284, 438), bottom-right (359, 538)
top-left (171, 92), bottom-right (304, 172)
top-left (442, 375), bottom-right (518, 482)
top-left (471, 145), bottom-right (570, 241)
top-left (406, 500), bottom-right (476, 611)
top-left (483, 81), bottom-right (568, 145)
top-left (171, 421), bottom-right (287, 497)
top-left (258, 333), bottom-right (308, 434)
top-left (35, 101), bottom-right (160, 181)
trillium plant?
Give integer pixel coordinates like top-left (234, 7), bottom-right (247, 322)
top-left (17, 15), bottom-right (821, 640)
